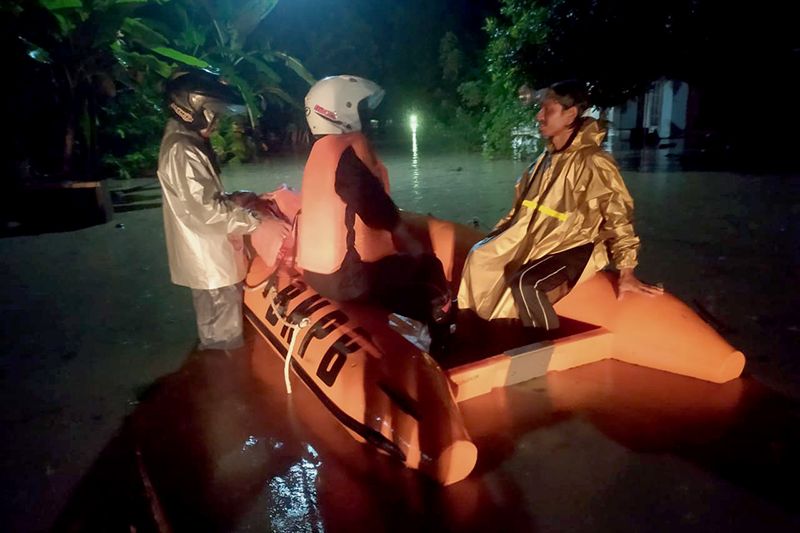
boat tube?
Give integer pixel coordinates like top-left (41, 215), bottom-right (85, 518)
top-left (243, 254), bottom-right (477, 486)
top-left (243, 212), bottom-right (745, 485)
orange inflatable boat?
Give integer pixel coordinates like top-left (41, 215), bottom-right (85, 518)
top-left (243, 212), bottom-right (746, 486)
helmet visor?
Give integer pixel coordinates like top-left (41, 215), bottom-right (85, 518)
top-left (364, 88), bottom-right (385, 110)
top-left (205, 99), bottom-right (246, 116)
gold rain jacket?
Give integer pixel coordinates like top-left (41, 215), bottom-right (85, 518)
top-left (157, 119), bottom-right (260, 290)
top-left (458, 118), bottom-right (640, 321)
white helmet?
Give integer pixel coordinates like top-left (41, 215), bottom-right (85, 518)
top-left (304, 75), bottom-right (385, 135)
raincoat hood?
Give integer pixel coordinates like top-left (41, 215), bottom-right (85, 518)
top-left (547, 118), bottom-right (607, 154)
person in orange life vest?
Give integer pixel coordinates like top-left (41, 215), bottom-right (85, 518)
top-left (296, 75), bottom-right (452, 337)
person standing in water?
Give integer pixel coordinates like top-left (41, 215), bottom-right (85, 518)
top-left (157, 69), bottom-right (281, 350)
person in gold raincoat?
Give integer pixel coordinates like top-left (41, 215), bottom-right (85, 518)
top-left (457, 80), bottom-right (663, 330)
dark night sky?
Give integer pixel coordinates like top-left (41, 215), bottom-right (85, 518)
top-left (259, 1), bottom-right (799, 117)
top-left (262, 0), bottom-right (497, 75)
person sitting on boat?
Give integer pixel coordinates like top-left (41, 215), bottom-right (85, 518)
top-left (157, 68), bottom-right (284, 350)
top-left (458, 80), bottom-right (663, 330)
top-left (296, 75), bottom-right (452, 347)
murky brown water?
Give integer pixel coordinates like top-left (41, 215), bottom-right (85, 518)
top-left (3, 142), bottom-right (799, 531)
top-left (53, 330), bottom-right (800, 532)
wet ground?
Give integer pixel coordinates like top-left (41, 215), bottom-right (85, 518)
top-left (1, 143), bottom-right (798, 531)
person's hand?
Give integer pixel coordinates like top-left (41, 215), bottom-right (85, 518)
top-left (617, 268), bottom-right (664, 300)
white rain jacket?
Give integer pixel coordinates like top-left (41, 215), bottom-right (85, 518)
top-left (156, 119), bottom-right (260, 289)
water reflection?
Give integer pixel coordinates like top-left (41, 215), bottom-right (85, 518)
top-left (267, 444), bottom-right (324, 533)
top-left (410, 130), bottom-right (421, 202)
top-left (600, 127), bottom-right (697, 172)
top-left (52, 329), bottom-right (800, 531)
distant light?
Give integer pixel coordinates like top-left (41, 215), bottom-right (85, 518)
top-left (242, 435), bottom-right (258, 451)
top-left (409, 114), bottom-right (418, 133)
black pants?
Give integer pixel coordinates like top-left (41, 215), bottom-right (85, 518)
top-left (303, 252), bottom-right (451, 325)
top-left (505, 243), bottom-right (593, 330)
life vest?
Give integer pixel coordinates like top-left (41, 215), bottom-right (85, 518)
top-left (297, 132), bottom-right (396, 274)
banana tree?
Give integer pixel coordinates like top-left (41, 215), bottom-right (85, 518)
top-left (193, 0), bottom-right (316, 128)
top-left (17, 0), bottom-right (158, 179)
top-left (16, 0), bottom-right (313, 178)
top-left (120, 0), bottom-right (315, 131)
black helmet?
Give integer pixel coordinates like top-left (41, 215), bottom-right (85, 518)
top-left (166, 69), bottom-right (245, 131)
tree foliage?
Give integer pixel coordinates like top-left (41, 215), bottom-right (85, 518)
top-left (11, 0), bottom-right (159, 178)
top-left (260, 0), bottom-right (495, 146)
top-left (473, 0), bottom-right (800, 157)
top-left (8, 0), bottom-right (314, 181)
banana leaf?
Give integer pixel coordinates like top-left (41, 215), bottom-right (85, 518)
top-left (151, 46), bottom-right (211, 68)
top-left (121, 17), bottom-right (169, 49)
top-left (241, 54), bottom-right (281, 85)
top-left (269, 51), bottom-right (316, 86)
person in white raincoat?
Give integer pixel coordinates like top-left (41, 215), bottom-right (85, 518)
top-left (157, 69), bottom-right (275, 350)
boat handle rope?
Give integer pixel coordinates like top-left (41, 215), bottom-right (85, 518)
top-left (264, 285), bottom-right (310, 394)
top-left (283, 317), bottom-right (310, 394)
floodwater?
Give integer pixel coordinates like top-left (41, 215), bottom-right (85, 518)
top-left (50, 337), bottom-right (800, 532)
top-left (2, 138), bottom-right (799, 531)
